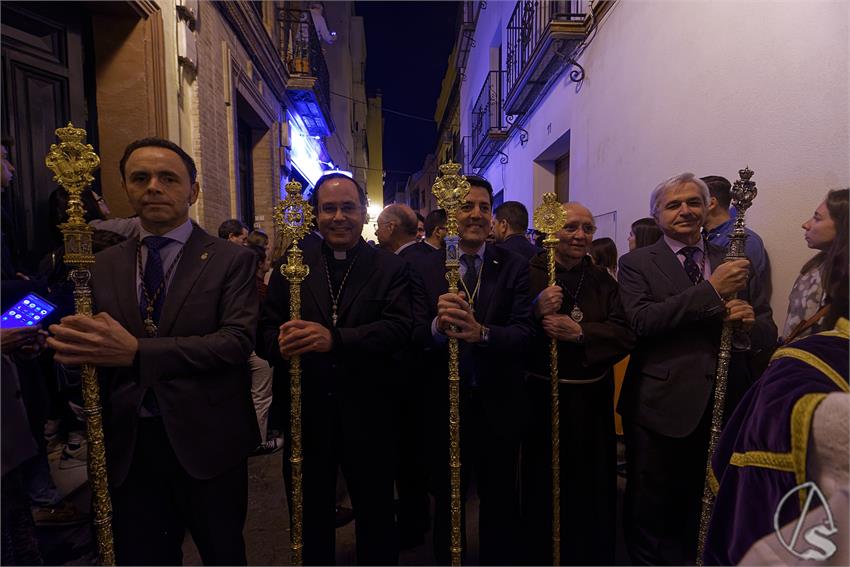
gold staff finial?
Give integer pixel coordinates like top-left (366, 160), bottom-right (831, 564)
top-left (533, 192), bottom-right (568, 566)
top-left (430, 161), bottom-right (470, 566)
top-left (44, 123), bottom-right (115, 566)
top-left (272, 179), bottom-right (313, 566)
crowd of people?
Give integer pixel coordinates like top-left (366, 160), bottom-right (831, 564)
top-left (1, 135), bottom-right (847, 566)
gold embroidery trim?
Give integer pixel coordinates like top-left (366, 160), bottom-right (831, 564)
top-left (708, 466), bottom-right (720, 496)
top-left (790, 392), bottom-right (828, 508)
top-left (770, 348), bottom-right (849, 393)
top-left (729, 450), bottom-right (795, 472)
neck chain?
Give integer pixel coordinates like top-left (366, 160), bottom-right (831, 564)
top-left (323, 252), bottom-right (359, 326)
top-left (136, 241), bottom-right (184, 336)
top-left (459, 257), bottom-right (484, 310)
top-left (558, 261), bottom-right (586, 322)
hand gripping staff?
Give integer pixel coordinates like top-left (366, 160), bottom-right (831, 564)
top-left (272, 180), bottom-right (314, 565)
top-left (696, 167), bottom-right (759, 565)
top-left (431, 162), bottom-right (471, 566)
top-left (45, 123), bottom-right (116, 565)
top-left (533, 193), bottom-right (568, 566)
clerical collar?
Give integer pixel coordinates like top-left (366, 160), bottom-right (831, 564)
top-left (323, 239), bottom-right (362, 261)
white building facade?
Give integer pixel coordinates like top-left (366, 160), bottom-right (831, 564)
top-left (457, 0), bottom-right (849, 329)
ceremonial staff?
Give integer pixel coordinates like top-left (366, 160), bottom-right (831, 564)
top-left (695, 167), bottom-right (758, 565)
top-left (272, 180), bottom-right (314, 566)
top-left (533, 193), bottom-right (568, 566)
top-left (44, 123), bottom-right (115, 565)
top-left (431, 162), bottom-right (471, 566)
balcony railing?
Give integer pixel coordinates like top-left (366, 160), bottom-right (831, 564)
top-left (505, 0), bottom-right (590, 115)
top-left (456, 0), bottom-right (487, 73)
top-left (470, 70), bottom-right (509, 170)
top-left (280, 6), bottom-right (333, 136)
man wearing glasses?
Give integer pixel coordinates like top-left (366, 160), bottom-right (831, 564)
top-left (259, 173), bottom-right (412, 565)
top-left (521, 202), bottom-right (635, 564)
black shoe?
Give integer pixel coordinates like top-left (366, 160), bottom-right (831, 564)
top-left (251, 437), bottom-right (282, 457)
top-left (335, 506), bottom-right (354, 528)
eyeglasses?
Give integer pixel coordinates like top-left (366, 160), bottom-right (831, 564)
top-left (319, 203), bottom-right (363, 216)
top-left (561, 223), bottom-right (596, 235)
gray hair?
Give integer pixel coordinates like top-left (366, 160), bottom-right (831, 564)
top-left (380, 203), bottom-right (418, 237)
top-left (649, 172), bottom-right (710, 218)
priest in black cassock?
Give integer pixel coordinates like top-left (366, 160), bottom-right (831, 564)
top-left (521, 202), bottom-right (635, 565)
top-left (259, 173), bottom-right (412, 565)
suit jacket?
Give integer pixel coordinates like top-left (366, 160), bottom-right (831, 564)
top-left (617, 238), bottom-right (776, 438)
top-left (92, 225), bottom-right (260, 485)
top-left (416, 243), bottom-right (534, 438)
top-left (496, 233), bottom-right (538, 262)
top-left (259, 238), bottom-right (412, 402)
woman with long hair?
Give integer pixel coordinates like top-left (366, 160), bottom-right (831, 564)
top-left (627, 217), bottom-right (663, 251)
top-left (782, 188), bottom-right (849, 342)
top-left (591, 237), bottom-right (618, 279)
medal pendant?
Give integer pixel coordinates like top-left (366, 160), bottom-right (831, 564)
top-left (144, 317), bottom-right (158, 337)
top-left (570, 305), bottom-right (584, 322)
top-left (332, 311), bottom-right (338, 327)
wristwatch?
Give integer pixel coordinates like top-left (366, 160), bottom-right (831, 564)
top-left (479, 324), bottom-right (491, 344)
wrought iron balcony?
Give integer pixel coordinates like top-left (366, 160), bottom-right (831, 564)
top-left (469, 70), bottom-right (509, 170)
top-left (456, 0), bottom-right (487, 73)
top-left (279, 6), bottom-right (334, 136)
top-left (505, 0), bottom-right (591, 115)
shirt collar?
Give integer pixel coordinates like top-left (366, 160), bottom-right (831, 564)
top-left (139, 219), bottom-right (193, 245)
top-left (460, 242), bottom-right (486, 262)
top-left (395, 240), bottom-right (418, 255)
top-left (663, 234), bottom-right (705, 255)
top-left (705, 217), bottom-right (735, 240)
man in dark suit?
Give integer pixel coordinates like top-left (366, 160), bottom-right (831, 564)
top-left (617, 172), bottom-right (777, 565)
top-left (48, 138), bottom-right (260, 565)
top-left (259, 173), bottom-right (412, 565)
top-left (417, 175), bottom-right (534, 565)
top-left (374, 202), bottom-right (432, 547)
top-left (493, 200), bottom-right (538, 261)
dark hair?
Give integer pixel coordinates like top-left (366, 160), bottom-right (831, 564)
top-left (464, 174), bottom-right (494, 205)
top-left (424, 208), bottom-right (447, 237)
top-left (823, 220), bottom-right (849, 328)
top-left (218, 218), bottom-right (247, 240)
top-left (119, 137), bottom-right (198, 184)
top-left (247, 229), bottom-right (269, 248)
top-left (416, 211), bottom-right (425, 224)
top-left (701, 175), bottom-right (732, 209)
top-left (310, 173), bottom-right (367, 210)
top-left (631, 217), bottom-right (663, 249)
top-left (591, 237), bottom-right (618, 273)
top-left (494, 201), bottom-right (529, 233)
top-left (801, 189), bottom-right (850, 284)
top-left (248, 243), bottom-right (266, 266)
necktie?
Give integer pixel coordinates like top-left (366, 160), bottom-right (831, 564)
top-left (460, 253), bottom-right (479, 302)
top-left (679, 246), bottom-right (704, 285)
top-left (138, 235), bottom-right (174, 416)
top-left (139, 236), bottom-right (174, 325)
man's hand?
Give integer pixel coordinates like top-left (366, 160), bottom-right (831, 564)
top-left (278, 320), bottom-right (333, 358)
top-left (47, 313), bottom-right (139, 367)
top-left (724, 298), bottom-right (755, 332)
top-left (709, 259), bottom-right (750, 297)
top-left (534, 285), bottom-right (563, 318)
top-left (541, 314), bottom-right (583, 342)
top-left (437, 292), bottom-right (482, 343)
top-left (1, 326), bottom-right (43, 354)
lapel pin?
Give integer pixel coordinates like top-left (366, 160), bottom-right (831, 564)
top-left (200, 252), bottom-right (209, 260)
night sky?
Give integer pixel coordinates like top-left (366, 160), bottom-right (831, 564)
top-left (354, 1), bottom-right (459, 204)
